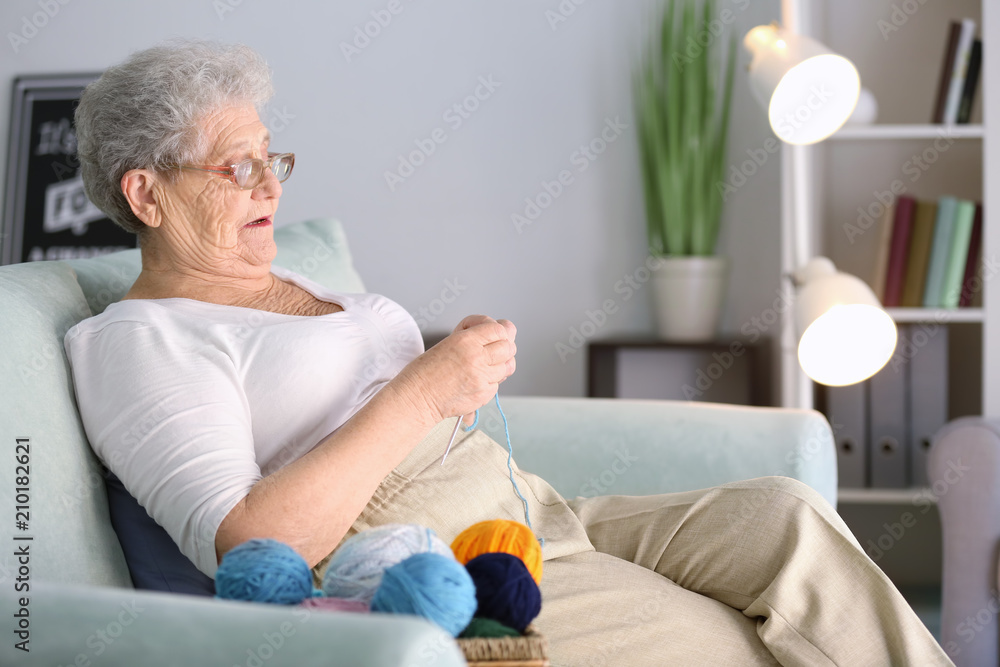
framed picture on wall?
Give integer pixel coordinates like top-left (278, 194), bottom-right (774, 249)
top-left (1, 74), bottom-right (137, 265)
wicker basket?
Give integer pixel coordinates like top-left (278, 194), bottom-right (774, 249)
top-left (457, 625), bottom-right (549, 667)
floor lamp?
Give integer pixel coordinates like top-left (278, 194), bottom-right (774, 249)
top-left (744, 2), bottom-right (897, 405)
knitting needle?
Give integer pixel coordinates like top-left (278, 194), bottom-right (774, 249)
top-left (440, 415), bottom-right (463, 465)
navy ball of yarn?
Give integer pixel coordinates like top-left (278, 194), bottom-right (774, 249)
top-left (465, 552), bottom-right (541, 633)
top-left (215, 538), bottom-right (315, 605)
top-left (371, 552), bottom-right (477, 637)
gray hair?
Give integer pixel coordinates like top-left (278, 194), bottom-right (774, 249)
top-left (75, 40), bottom-right (274, 234)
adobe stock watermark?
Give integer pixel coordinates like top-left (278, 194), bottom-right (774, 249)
top-left (411, 278), bottom-right (467, 332)
top-left (511, 116), bottom-right (628, 234)
top-left (945, 591), bottom-right (1000, 660)
top-left (877, 0), bottom-right (932, 41)
top-left (843, 126), bottom-right (961, 244)
top-left (863, 457), bottom-right (970, 563)
top-left (555, 254), bottom-right (664, 363)
top-left (716, 137), bottom-right (781, 202)
top-left (588, 599), bottom-right (663, 667)
top-left (384, 75), bottom-right (501, 192)
top-left (339, 0), bottom-right (417, 63)
top-left (577, 442), bottom-right (640, 497)
top-left (670, 0), bottom-right (750, 72)
top-left (51, 599), bottom-right (144, 666)
top-left (544, 0), bottom-right (589, 32)
top-left (8, 0), bottom-right (73, 54)
top-left (725, 420), bottom-right (837, 527)
top-left (212, 0), bottom-right (246, 20)
top-left (717, 85), bottom-right (842, 200)
top-left (679, 340), bottom-right (748, 400)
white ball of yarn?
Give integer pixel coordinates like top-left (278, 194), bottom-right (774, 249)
top-left (321, 523), bottom-right (453, 605)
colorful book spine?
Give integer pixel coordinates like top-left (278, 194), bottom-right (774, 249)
top-left (942, 19), bottom-right (977, 124)
top-left (882, 195), bottom-right (917, 308)
top-left (959, 202), bottom-right (983, 307)
top-left (923, 196), bottom-right (958, 307)
top-left (957, 39), bottom-right (982, 124)
top-left (940, 199), bottom-right (976, 308)
top-left (932, 22), bottom-right (962, 123)
top-left (901, 200), bottom-right (938, 307)
top-left (871, 203), bottom-right (896, 304)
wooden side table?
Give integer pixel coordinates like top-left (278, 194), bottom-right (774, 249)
top-left (586, 338), bottom-right (772, 406)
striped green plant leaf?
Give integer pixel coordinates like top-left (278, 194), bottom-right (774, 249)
top-left (634, 0), bottom-right (735, 257)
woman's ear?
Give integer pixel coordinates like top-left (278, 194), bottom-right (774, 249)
top-left (121, 169), bottom-right (161, 228)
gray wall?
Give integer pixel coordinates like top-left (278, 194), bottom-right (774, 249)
top-left (0, 0), bottom-right (783, 398)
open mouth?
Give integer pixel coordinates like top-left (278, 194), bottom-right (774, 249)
top-left (244, 216), bottom-right (272, 227)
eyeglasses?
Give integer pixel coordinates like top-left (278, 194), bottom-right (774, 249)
top-left (173, 152), bottom-right (295, 190)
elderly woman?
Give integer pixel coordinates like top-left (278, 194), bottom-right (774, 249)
top-left (64, 41), bottom-right (951, 666)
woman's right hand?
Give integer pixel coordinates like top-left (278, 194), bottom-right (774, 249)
top-left (389, 315), bottom-right (516, 427)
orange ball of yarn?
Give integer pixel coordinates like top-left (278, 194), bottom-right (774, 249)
top-left (451, 519), bottom-right (542, 584)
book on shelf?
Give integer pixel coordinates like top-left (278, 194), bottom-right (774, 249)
top-left (932, 21), bottom-right (962, 123)
top-left (922, 196), bottom-right (957, 307)
top-left (959, 203), bottom-right (983, 307)
top-left (900, 200), bottom-right (937, 308)
top-left (933, 18), bottom-right (978, 125)
top-left (882, 195), bottom-right (917, 308)
top-left (872, 195), bottom-right (981, 309)
top-left (870, 203), bottom-right (895, 304)
top-left (940, 199), bottom-right (976, 308)
top-left (958, 39), bottom-right (982, 124)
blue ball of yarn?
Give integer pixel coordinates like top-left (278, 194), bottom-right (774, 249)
top-left (216, 538), bottom-right (314, 605)
top-left (322, 523), bottom-right (453, 605)
top-left (465, 552), bottom-right (541, 633)
top-left (371, 552), bottom-right (477, 637)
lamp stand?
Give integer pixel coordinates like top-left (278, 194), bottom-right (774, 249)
top-left (778, 0), bottom-right (817, 409)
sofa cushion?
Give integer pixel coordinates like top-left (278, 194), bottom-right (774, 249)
top-left (66, 218), bottom-right (365, 315)
top-left (105, 472), bottom-right (215, 595)
top-left (0, 261), bottom-right (132, 588)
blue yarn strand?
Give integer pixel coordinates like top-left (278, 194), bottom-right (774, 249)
top-left (459, 393), bottom-right (543, 545)
top-left (494, 393), bottom-right (534, 534)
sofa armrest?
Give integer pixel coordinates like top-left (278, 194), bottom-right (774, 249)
top-left (481, 397), bottom-right (836, 507)
top-left (929, 417), bottom-right (1000, 667)
top-left (2, 582), bottom-right (464, 667)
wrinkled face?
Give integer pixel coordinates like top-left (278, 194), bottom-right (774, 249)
top-left (154, 104), bottom-right (281, 276)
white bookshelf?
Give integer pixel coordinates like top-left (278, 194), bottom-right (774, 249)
top-left (838, 487), bottom-right (937, 505)
top-left (780, 0), bottom-right (988, 415)
top-left (885, 308), bottom-right (983, 324)
top-left (779, 1), bottom-right (990, 507)
top-left (832, 124), bottom-right (984, 141)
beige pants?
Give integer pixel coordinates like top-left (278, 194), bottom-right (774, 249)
top-left (315, 420), bottom-right (953, 666)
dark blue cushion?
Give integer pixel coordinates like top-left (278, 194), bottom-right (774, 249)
top-left (104, 470), bottom-right (215, 596)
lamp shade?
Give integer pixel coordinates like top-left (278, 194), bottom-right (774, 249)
top-left (794, 257), bottom-right (897, 386)
top-left (744, 25), bottom-right (861, 145)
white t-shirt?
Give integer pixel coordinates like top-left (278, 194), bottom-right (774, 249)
top-left (64, 266), bottom-right (424, 577)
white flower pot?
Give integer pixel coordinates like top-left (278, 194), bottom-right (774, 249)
top-left (649, 256), bottom-right (729, 341)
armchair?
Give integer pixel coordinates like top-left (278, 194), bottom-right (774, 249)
top-left (0, 218), bottom-right (836, 666)
top-left (929, 418), bottom-right (1000, 667)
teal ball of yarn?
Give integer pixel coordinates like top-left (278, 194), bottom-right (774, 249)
top-left (216, 538), bottom-right (314, 605)
top-left (371, 552), bottom-right (477, 637)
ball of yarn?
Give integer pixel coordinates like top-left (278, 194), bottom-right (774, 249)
top-left (215, 538), bottom-right (314, 605)
top-left (451, 519), bottom-right (543, 584)
top-left (371, 552), bottom-right (477, 637)
top-left (322, 524), bottom-right (453, 605)
top-left (300, 597), bottom-right (370, 614)
top-left (459, 617), bottom-right (521, 639)
top-left (465, 552), bottom-right (541, 633)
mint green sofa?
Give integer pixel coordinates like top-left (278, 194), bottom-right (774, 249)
top-left (0, 218), bottom-right (837, 666)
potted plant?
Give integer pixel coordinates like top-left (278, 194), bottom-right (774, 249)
top-left (634, 0), bottom-right (736, 341)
